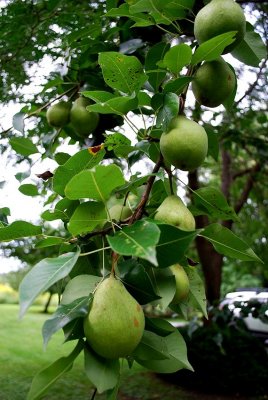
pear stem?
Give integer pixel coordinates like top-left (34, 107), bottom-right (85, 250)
top-left (90, 388), bottom-right (97, 400)
top-left (111, 251), bottom-right (119, 275)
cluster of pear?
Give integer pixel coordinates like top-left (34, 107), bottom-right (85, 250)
top-left (46, 97), bottom-right (99, 137)
top-left (192, 0), bottom-right (246, 108)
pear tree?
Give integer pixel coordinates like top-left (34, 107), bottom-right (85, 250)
top-left (0, 0), bottom-right (266, 399)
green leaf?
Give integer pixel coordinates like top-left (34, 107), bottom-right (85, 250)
top-left (163, 76), bottom-right (192, 95)
top-left (205, 126), bottom-right (219, 161)
top-left (68, 201), bottom-right (107, 236)
top-left (12, 112), bottom-right (25, 133)
top-left (135, 329), bottom-right (192, 373)
top-left (65, 164), bottom-right (125, 202)
top-left (156, 224), bottom-right (197, 268)
top-left (232, 22), bottom-right (267, 67)
top-left (0, 221), bottom-right (42, 242)
top-left (10, 137), bottom-right (38, 156)
top-left (199, 223), bottom-right (263, 262)
top-left (186, 266), bottom-right (207, 318)
top-left (161, 44), bottom-right (192, 74)
top-left (108, 220), bottom-right (160, 266)
top-left (145, 42), bottom-right (170, 91)
top-left (156, 92), bottom-right (180, 131)
top-left (191, 187), bottom-right (238, 221)
top-left (87, 95), bottom-right (138, 115)
top-left (54, 152), bottom-right (71, 165)
top-left (133, 330), bottom-right (169, 360)
top-left (41, 209), bottom-right (68, 222)
top-left (15, 170), bottom-right (31, 182)
top-left (118, 259), bottom-right (161, 305)
top-left (18, 183), bottom-right (39, 197)
top-left (61, 274), bottom-right (101, 305)
top-left (84, 345), bottom-right (120, 394)
top-left (19, 250), bottom-right (80, 318)
top-left (35, 236), bottom-right (65, 248)
top-left (26, 340), bottom-right (83, 400)
top-left (191, 32), bottom-right (237, 65)
top-left (53, 149), bottom-right (105, 197)
top-left (98, 52), bottom-right (147, 94)
top-left (42, 296), bottom-right (91, 348)
top-left (152, 268), bottom-right (176, 309)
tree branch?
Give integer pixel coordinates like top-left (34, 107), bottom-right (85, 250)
top-left (234, 163), bottom-right (261, 214)
top-left (129, 155), bottom-right (163, 223)
top-left (235, 58), bottom-right (267, 105)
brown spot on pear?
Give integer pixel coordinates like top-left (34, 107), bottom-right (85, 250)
top-left (83, 275), bottom-right (145, 359)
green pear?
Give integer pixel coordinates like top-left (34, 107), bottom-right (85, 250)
top-left (84, 275), bottom-right (145, 359)
top-left (109, 204), bottom-right (132, 221)
top-left (154, 195), bottom-right (195, 231)
top-left (192, 58), bottom-right (236, 108)
top-left (194, 0), bottom-right (246, 53)
top-left (46, 101), bottom-right (71, 128)
top-left (70, 97), bottom-right (99, 137)
top-left (160, 116), bottom-right (208, 171)
top-left (170, 264), bottom-right (190, 304)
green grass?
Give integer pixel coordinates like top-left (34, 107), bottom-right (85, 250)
top-left (0, 304), bottom-right (266, 400)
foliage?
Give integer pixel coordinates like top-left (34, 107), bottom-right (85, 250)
top-left (0, 0), bottom-right (267, 398)
top-left (162, 306), bottom-right (268, 395)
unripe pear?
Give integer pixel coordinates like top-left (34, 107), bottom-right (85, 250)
top-left (109, 204), bottom-right (132, 221)
top-left (154, 195), bottom-right (195, 231)
top-left (194, 0), bottom-right (246, 53)
top-left (84, 275), bottom-right (145, 359)
top-left (192, 58), bottom-right (236, 108)
top-left (70, 97), bottom-right (99, 137)
top-left (46, 101), bottom-right (71, 128)
top-left (160, 116), bottom-right (208, 171)
top-left (170, 264), bottom-right (190, 304)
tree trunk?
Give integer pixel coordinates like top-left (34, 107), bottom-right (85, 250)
top-left (43, 291), bottom-right (53, 314)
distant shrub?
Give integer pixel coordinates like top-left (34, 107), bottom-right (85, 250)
top-left (160, 307), bottom-right (268, 395)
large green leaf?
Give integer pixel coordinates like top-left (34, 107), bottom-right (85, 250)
top-left (18, 183), bottom-right (39, 197)
top-left (118, 259), bottom-right (160, 305)
top-left (98, 52), bottom-right (147, 94)
top-left (156, 224), bottom-right (197, 268)
top-left (9, 137), bottom-right (38, 156)
top-left (134, 329), bottom-right (192, 373)
top-left (199, 223), bottom-right (263, 262)
top-left (27, 341), bottom-right (84, 400)
top-left (161, 44), bottom-right (192, 74)
top-left (232, 22), bottom-right (266, 67)
top-left (61, 274), bottom-right (101, 305)
top-left (65, 164), bottom-right (125, 201)
top-left (68, 201), bottom-right (107, 236)
top-left (155, 92), bottom-right (180, 131)
top-left (84, 345), bottom-right (120, 394)
top-left (133, 330), bottom-right (169, 360)
top-left (191, 187), bottom-right (238, 221)
top-left (107, 220), bottom-right (160, 266)
top-left (0, 221), bottom-right (42, 242)
top-left (86, 95), bottom-right (138, 115)
top-left (42, 296), bottom-right (91, 348)
top-left (145, 41), bottom-right (170, 91)
top-left (35, 236), bottom-right (65, 249)
top-left (53, 149), bottom-right (105, 197)
top-left (191, 32), bottom-right (237, 65)
top-left (163, 76), bottom-right (192, 95)
top-left (19, 250), bottom-right (80, 318)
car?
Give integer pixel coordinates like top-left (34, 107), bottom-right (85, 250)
top-left (219, 288), bottom-right (268, 344)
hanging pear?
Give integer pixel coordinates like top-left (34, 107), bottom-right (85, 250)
top-left (192, 57), bottom-right (236, 108)
top-left (109, 204), bottom-right (132, 221)
top-left (160, 116), bottom-right (208, 171)
top-left (46, 101), bottom-right (71, 128)
top-left (194, 0), bottom-right (246, 53)
top-left (70, 97), bottom-right (99, 137)
top-left (84, 274), bottom-right (145, 359)
top-left (154, 195), bottom-right (195, 231)
top-left (170, 264), bottom-right (190, 304)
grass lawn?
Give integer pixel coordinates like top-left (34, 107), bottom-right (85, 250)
top-left (0, 304), bottom-right (266, 400)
